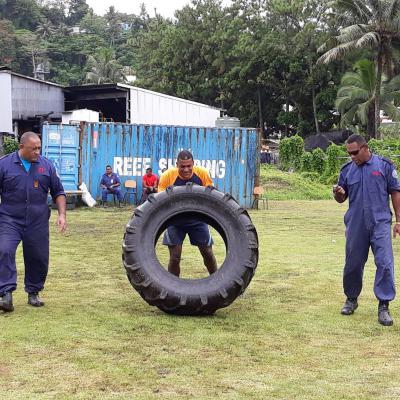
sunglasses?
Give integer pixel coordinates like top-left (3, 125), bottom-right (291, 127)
top-left (347, 145), bottom-right (365, 156)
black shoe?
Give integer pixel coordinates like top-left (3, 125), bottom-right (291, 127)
top-left (0, 292), bottom-right (14, 312)
top-left (378, 302), bottom-right (393, 326)
top-left (28, 293), bottom-right (44, 307)
top-left (341, 298), bottom-right (358, 315)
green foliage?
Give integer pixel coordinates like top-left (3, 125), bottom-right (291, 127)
top-left (335, 60), bottom-right (400, 137)
top-left (300, 171), bottom-right (320, 181)
top-left (310, 147), bottom-right (326, 174)
top-left (379, 123), bottom-right (400, 139)
top-left (300, 151), bottom-right (313, 172)
top-left (279, 135), bottom-right (304, 171)
top-left (2, 136), bottom-right (19, 154)
top-left (368, 138), bottom-right (400, 169)
top-left (319, 1), bottom-right (400, 137)
top-left (325, 143), bottom-right (346, 177)
top-left (299, 143), bottom-right (346, 184)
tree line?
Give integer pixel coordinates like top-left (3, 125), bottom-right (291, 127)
top-left (1, 0), bottom-right (400, 138)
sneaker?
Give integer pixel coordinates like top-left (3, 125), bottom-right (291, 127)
top-left (341, 297), bottom-right (358, 315)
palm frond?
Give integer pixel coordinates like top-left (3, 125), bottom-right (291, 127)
top-left (334, 0), bottom-right (372, 19)
top-left (317, 40), bottom-right (359, 64)
top-left (357, 99), bottom-right (374, 125)
top-left (382, 102), bottom-right (400, 120)
top-left (385, 0), bottom-right (400, 20)
top-left (341, 105), bottom-right (359, 126)
top-left (355, 32), bottom-right (379, 48)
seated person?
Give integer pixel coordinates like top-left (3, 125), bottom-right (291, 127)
top-left (158, 150), bottom-right (217, 277)
top-left (100, 165), bottom-right (123, 205)
top-left (141, 167), bottom-right (159, 203)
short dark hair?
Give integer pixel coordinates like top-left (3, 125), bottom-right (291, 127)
top-left (20, 131), bottom-right (40, 144)
top-left (146, 167), bottom-right (152, 172)
top-left (346, 134), bottom-right (367, 146)
top-left (177, 150), bottom-right (193, 161)
top-left (106, 165), bottom-right (112, 169)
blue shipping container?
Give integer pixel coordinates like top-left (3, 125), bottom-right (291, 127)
top-left (42, 123), bottom-right (259, 208)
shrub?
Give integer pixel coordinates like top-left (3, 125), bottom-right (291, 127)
top-left (3, 136), bottom-right (19, 154)
top-left (279, 135), bottom-right (304, 171)
top-left (310, 148), bottom-right (326, 175)
top-left (325, 143), bottom-right (346, 177)
top-left (300, 152), bottom-right (313, 172)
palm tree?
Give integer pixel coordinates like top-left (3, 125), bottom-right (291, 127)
top-left (85, 48), bottom-right (126, 84)
top-left (35, 19), bottom-right (55, 39)
top-left (318, 0), bottom-right (400, 137)
top-left (336, 59), bottom-right (400, 136)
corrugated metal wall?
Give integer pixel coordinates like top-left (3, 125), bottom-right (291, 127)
top-left (11, 75), bottom-right (64, 120)
top-left (82, 124), bottom-right (258, 208)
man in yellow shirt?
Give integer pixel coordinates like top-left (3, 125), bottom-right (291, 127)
top-left (158, 150), bottom-right (218, 277)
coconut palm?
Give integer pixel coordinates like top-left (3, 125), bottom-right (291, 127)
top-left (85, 48), bottom-right (126, 84)
top-left (35, 19), bottom-right (55, 39)
top-left (336, 59), bottom-right (400, 136)
top-left (318, 0), bottom-right (400, 137)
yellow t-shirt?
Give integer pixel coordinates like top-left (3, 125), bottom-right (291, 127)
top-left (158, 165), bottom-right (213, 191)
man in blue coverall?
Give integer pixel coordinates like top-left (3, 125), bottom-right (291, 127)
top-left (0, 132), bottom-right (66, 313)
top-left (333, 134), bottom-right (400, 326)
top-left (100, 165), bottom-right (123, 206)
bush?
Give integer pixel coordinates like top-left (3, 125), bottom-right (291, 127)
top-left (3, 136), bottom-right (19, 154)
top-left (279, 135), bottom-right (304, 171)
top-left (310, 148), bottom-right (326, 175)
top-left (378, 123), bottom-right (400, 139)
top-left (325, 143), bottom-right (346, 177)
top-left (300, 152), bottom-right (313, 172)
top-left (368, 138), bottom-right (400, 169)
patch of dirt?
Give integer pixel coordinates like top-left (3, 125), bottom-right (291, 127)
top-left (263, 178), bottom-right (292, 190)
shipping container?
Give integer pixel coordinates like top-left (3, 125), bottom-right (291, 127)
top-left (42, 123), bottom-right (259, 208)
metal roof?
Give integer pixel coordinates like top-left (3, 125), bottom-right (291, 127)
top-left (0, 67), bottom-right (64, 88)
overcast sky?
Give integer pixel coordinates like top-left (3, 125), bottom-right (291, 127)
top-left (86, 0), bottom-right (231, 18)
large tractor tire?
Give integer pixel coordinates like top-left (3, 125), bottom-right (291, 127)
top-left (122, 184), bottom-right (259, 315)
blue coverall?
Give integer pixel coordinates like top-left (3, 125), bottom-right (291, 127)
top-left (338, 154), bottom-right (400, 302)
top-left (0, 151), bottom-right (65, 295)
top-left (100, 173), bottom-right (123, 202)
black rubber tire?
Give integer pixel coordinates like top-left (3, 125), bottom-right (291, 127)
top-left (122, 184), bottom-right (259, 315)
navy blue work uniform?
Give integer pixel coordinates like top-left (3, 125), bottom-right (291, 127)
top-left (100, 172), bottom-right (123, 202)
top-left (0, 151), bottom-right (65, 296)
top-left (338, 154), bottom-right (400, 301)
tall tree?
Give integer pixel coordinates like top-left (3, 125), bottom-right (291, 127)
top-left (318, 0), bottom-right (400, 138)
top-left (336, 59), bottom-right (400, 136)
top-left (0, 0), bottom-right (43, 29)
top-left (85, 47), bottom-right (126, 84)
top-left (0, 19), bottom-right (16, 66)
top-left (66, 0), bottom-right (89, 25)
top-left (15, 29), bottom-right (47, 78)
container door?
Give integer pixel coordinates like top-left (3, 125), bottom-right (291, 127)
top-left (41, 124), bottom-right (80, 190)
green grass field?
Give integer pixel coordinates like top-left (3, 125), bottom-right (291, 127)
top-left (1, 201), bottom-right (400, 399)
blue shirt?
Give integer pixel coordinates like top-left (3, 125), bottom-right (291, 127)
top-left (100, 173), bottom-right (121, 188)
top-left (0, 151), bottom-right (65, 223)
top-left (338, 154), bottom-right (400, 224)
top-left (20, 157), bottom-right (31, 172)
